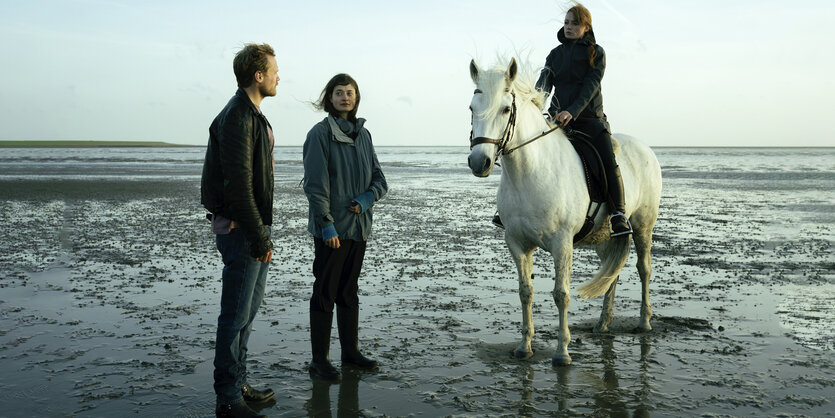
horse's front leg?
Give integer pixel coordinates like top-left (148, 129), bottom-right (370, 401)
top-left (508, 239), bottom-right (535, 359)
top-left (549, 235), bottom-right (574, 366)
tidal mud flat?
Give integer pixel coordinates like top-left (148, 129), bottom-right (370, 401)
top-left (0, 147), bottom-right (833, 417)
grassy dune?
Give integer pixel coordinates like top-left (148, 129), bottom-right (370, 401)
top-left (0, 140), bottom-right (193, 148)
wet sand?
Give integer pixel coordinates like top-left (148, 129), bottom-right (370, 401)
top-left (1, 158), bottom-right (833, 417)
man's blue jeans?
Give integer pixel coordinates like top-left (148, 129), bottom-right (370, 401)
top-left (213, 227), bottom-right (270, 403)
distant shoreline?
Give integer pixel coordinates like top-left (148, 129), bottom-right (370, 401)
top-left (0, 141), bottom-right (831, 149)
top-left (0, 141), bottom-right (195, 148)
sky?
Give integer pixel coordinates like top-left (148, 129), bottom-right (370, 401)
top-left (1, 0), bottom-right (834, 147)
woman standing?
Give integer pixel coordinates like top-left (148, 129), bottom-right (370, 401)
top-left (303, 73), bottom-right (388, 380)
top-left (535, 3), bottom-right (632, 236)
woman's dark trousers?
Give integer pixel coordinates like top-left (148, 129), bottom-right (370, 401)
top-left (310, 238), bottom-right (367, 369)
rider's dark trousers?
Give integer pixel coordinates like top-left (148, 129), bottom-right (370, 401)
top-left (571, 117), bottom-right (625, 214)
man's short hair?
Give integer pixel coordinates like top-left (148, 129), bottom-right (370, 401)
top-left (233, 43), bottom-right (275, 89)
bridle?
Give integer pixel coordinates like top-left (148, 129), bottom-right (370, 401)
top-left (469, 89), bottom-right (517, 161)
top-left (469, 89), bottom-right (561, 160)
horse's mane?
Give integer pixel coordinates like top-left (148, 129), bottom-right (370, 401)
top-left (475, 58), bottom-right (547, 117)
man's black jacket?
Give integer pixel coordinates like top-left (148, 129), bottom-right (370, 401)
top-left (201, 88), bottom-right (274, 258)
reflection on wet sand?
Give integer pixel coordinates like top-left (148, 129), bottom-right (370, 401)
top-left (555, 365), bottom-right (571, 414)
top-left (305, 370), bottom-right (361, 417)
top-left (513, 364), bottom-right (571, 416)
top-left (636, 335), bottom-right (652, 418)
top-left (505, 334), bottom-right (652, 417)
top-left (594, 335), bottom-right (628, 415)
top-left (476, 334), bottom-right (658, 416)
top-left (516, 365), bottom-right (534, 416)
top-left (591, 334), bottom-right (653, 417)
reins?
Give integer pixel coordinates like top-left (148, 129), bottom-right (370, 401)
top-left (503, 124), bottom-right (561, 155)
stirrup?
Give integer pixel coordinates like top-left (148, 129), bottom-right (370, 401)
top-left (609, 212), bottom-right (632, 237)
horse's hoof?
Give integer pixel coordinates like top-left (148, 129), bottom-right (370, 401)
top-left (551, 353), bottom-right (572, 367)
top-left (513, 348), bottom-right (534, 360)
top-left (637, 323), bottom-right (652, 333)
top-left (593, 324), bottom-right (610, 334)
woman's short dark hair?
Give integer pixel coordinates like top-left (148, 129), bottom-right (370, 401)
top-left (233, 43), bottom-right (275, 89)
top-left (315, 73), bottom-right (361, 122)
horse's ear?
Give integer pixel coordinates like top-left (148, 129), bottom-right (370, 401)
top-left (470, 59), bottom-right (480, 83)
top-left (506, 58), bottom-right (518, 83)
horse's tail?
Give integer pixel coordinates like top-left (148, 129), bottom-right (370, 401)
top-left (577, 235), bottom-right (630, 299)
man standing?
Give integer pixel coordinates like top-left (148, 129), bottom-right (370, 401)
top-left (201, 43), bottom-right (279, 418)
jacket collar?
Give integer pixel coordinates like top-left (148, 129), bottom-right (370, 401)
top-left (557, 27), bottom-right (596, 45)
top-left (327, 115), bottom-right (355, 144)
top-left (325, 115), bottom-right (366, 145)
top-left (235, 88), bottom-right (263, 116)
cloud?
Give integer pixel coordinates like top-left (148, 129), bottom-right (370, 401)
top-left (395, 96), bottom-right (413, 106)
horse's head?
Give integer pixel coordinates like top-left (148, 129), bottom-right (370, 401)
top-left (468, 58), bottom-right (518, 177)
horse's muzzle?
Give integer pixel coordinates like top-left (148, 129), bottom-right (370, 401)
top-left (468, 154), bottom-right (493, 177)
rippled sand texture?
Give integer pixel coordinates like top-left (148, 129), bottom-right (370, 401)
top-left (0, 147), bottom-right (833, 416)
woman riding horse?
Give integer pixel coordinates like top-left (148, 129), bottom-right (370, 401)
top-left (493, 3), bottom-right (632, 237)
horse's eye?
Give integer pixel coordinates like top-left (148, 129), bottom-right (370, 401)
top-left (502, 107), bottom-right (511, 114)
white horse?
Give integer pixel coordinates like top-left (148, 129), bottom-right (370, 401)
top-left (467, 58), bottom-right (662, 366)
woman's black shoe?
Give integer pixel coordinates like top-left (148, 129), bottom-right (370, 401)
top-left (309, 360), bottom-right (341, 381)
top-left (241, 383), bottom-right (275, 403)
top-left (342, 353), bottom-right (379, 370)
top-left (610, 212), bottom-right (632, 237)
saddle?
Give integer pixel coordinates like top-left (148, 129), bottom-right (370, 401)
top-left (561, 126), bottom-right (619, 243)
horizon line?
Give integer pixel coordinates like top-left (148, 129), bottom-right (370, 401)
top-left (1, 140), bottom-right (832, 149)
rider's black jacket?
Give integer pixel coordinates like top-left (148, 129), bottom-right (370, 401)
top-left (536, 28), bottom-right (610, 137)
top-left (201, 88), bottom-right (274, 258)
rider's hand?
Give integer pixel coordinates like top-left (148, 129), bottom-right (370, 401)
top-left (556, 111), bottom-right (573, 126)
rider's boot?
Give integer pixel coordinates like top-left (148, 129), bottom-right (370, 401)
top-left (608, 166), bottom-right (632, 237)
top-left (491, 212), bottom-right (504, 229)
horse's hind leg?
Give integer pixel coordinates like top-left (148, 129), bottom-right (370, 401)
top-left (508, 240), bottom-right (535, 359)
top-left (594, 275), bottom-right (619, 333)
top-left (593, 241), bottom-right (620, 333)
top-left (633, 227), bottom-right (653, 332)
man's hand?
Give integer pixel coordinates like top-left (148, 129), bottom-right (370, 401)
top-left (348, 202), bottom-right (361, 214)
top-left (255, 250), bottom-right (273, 263)
top-left (325, 237), bottom-right (341, 249)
